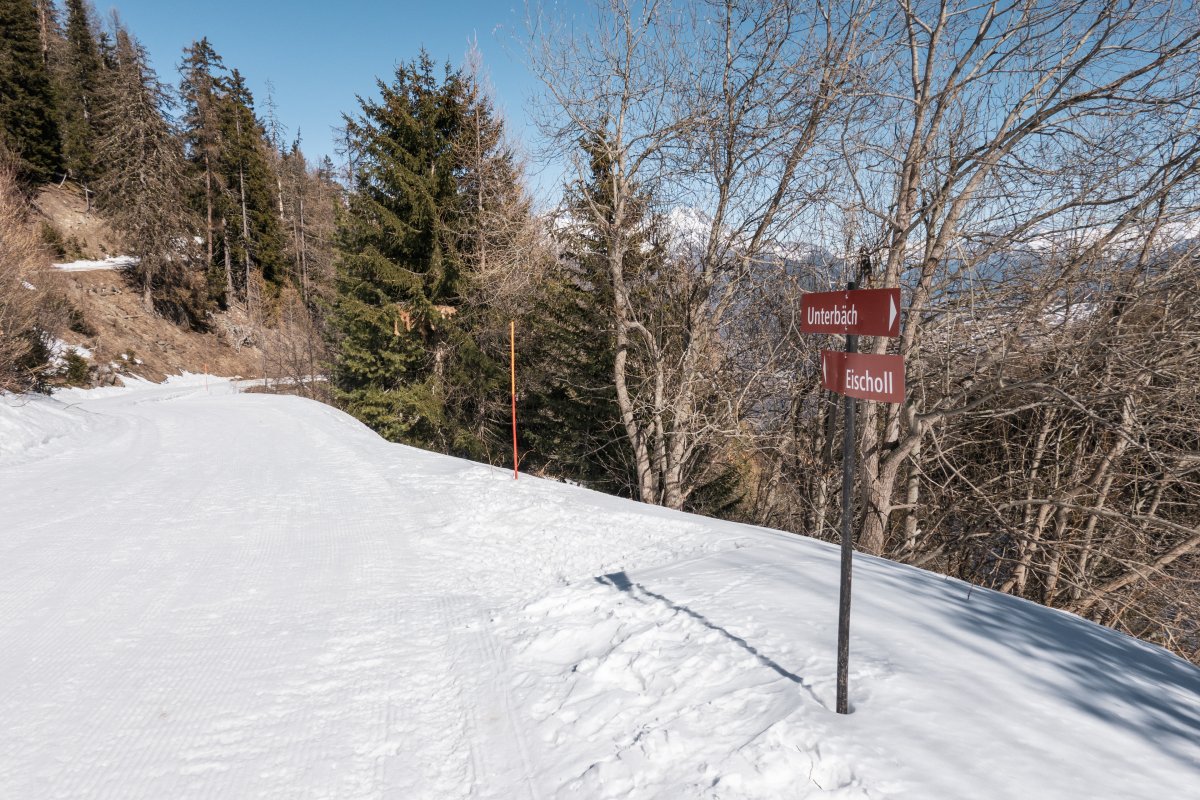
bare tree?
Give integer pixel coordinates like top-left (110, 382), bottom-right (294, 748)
top-left (94, 20), bottom-right (204, 324)
top-left (914, 235), bottom-right (1200, 657)
top-left (450, 44), bottom-right (557, 457)
top-left (259, 286), bottom-right (331, 401)
top-left (832, 0), bottom-right (1200, 555)
top-left (529, 0), bottom-right (870, 509)
top-left (531, 0), bottom-right (1200, 661)
top-left (457, 43), bottom-right (548, 317)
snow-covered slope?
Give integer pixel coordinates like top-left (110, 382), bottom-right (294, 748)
top-left (1, 381), bottom-right (1197, 799)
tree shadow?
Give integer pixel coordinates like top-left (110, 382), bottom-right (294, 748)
top-left (860, 560), bottom-right (1200, 770)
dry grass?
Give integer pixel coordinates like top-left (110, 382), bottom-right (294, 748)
top-left (0, 168), bottom-right (58, 392)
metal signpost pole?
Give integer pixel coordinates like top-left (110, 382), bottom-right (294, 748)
top-left (836, 281), bottom-right (857, 716)
top-left (511, 320), bottom-right (518, 480)
top-left (801, 279), bottom-right (903, 715)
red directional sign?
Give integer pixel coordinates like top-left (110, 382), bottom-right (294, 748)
top-left (821, 350), bottom-right (906, 404)
top-left (801, 287), bottom-right (901, 338)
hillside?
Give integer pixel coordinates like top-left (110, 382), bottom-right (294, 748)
top-left (50, 266), bottom-right (267, 385)
top-left (1, 380), bottom-right (1197, 798)
top-left (33, 182), bottom-right (273, 386)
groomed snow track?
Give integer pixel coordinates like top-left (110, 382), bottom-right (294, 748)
top-left (2, 378), bottom-right (1198, 799)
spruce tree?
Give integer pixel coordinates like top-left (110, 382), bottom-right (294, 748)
top-left (179, 38), bottom-right (228, 297)
top-left (93, 23), bottom-right (203, 323)
top-left (0, 0), bottom-right (63, 182)
top-left (549, 133), bottom-right (741, 511)
top-left (59, 0), bottom-right (103, 195)
top-left (216, 69), bottom-right (288, 302)
top-left (332, 52), bottom-right (493, 452)
top-left (180, 43), bottom-right (288, 308)
top-left (523, 136), bottom-right (642, 493)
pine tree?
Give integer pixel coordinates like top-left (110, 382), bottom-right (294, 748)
top-left (0, 0), bottom-right (63, 182)
top-left (332, 52), bottom-right (495, 452)
top-left (93, 22), bottom-right (203, 323)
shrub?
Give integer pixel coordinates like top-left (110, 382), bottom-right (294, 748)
top-left (68, 306), bottom-right (96, 336)
top-left (61, 350), bottom-right (90, 387)
top-left (39, 222), bottom-right (66, 259)
top-left (0, 167), bottom-right (57, 392)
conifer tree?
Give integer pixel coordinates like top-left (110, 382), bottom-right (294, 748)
top-left (332, 52), bottom-right (496, 452)
top-left (517, 250), bottom-right (630, 489)
top-left (59, 0), bottom-right (104, 202)
top-left (0, 0), bottom-right (63, 182)
top-left (278, 139), bottom-right (340, 303)
top-left (524, 136), bottom-right (644, 493)
top-left (179, 38), bottom-right (226, 285)
top-left (31, 0), bottom-right (61, 69)
top-left (553, 132), bottom-right (741, 510)
top-left (180, 43), bottom-right (288, 308)
top-left (216, 69), bottom-right (288, 304)
top-left (93, 22), bottom-right (203, 323)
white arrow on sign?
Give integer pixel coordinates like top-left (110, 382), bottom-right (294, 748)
top-left (889, 295), bottom-right (897, 332)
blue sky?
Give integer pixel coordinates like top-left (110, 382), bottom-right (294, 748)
top-left (100, 0), bottom-right (563, 200)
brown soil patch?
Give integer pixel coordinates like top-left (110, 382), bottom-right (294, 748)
top-left (54, 268), bottom-right (268, 384)
top-left (31, 182), bottom-right (118, 259)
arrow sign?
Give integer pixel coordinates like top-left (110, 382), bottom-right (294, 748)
top-left (821, 350), bottom-right (906, 404)
top-left (801, 287), bottom-right (901, 338)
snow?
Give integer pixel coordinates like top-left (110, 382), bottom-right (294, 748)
top-left (666, 206), bottom-right (714, 252)
top-left (0, 393), bottom-right (98, 461)
top-left (1, 379), bottom-right (1197, 798)
top-left (50, 337), bottom-right (93, 361)
top-left (45, 338), bottom-right (96, 374)
top-left (52, 255), bottom-right (139, 272)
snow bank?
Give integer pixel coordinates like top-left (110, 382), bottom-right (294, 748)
top-left (52, 255), bottom-right (138, 272)
top-left (0, 393), bottom-right (93, 461)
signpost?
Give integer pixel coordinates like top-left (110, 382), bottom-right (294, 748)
top-left (820, 351), bottom-right (905, 404)
top-left (801, 282), bottom-right (905, 715)
top-left (801, 287), bottom-right (901, 338)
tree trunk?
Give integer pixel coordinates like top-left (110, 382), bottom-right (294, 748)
top-left (204, 152), bottom-right (214, 267)
top-left (223, 227), bottom-right (233, 304)
top-left (240, 163), bottom-right (250, 304)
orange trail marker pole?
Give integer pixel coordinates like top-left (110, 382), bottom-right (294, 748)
top-left (510, 320), bottom-right (518, 479)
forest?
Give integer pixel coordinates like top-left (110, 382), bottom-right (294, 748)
top-left (1, 0), bottom-right (1197, 666)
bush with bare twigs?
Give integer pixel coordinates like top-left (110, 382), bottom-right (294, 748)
top-left (0, 167), bottom-right (58, 392)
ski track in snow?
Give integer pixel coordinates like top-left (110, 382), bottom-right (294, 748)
top-left (2, 379), bottom-right (1199, 799)
top-left (0, 380), bottom-right (731, 798)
